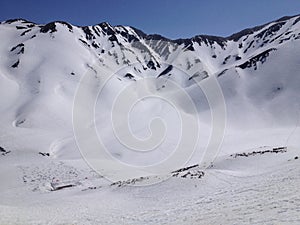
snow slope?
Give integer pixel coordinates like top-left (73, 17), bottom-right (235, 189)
top-left (0, 15), bottom-right (300, 224)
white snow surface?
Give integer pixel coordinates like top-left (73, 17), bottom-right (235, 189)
top-left (0, 16), bottom-right (300, 224)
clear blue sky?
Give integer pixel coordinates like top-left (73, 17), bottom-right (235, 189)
top-left (1, 0), bottom-right (300, 39)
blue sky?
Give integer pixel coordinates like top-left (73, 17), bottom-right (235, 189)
top-left (1, 0), bottom-right (300, 39)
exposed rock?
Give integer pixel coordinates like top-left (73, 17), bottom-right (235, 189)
top-left (237, 48), bottom-right (276, 70)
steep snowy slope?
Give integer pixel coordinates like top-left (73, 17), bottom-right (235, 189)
top-left (0, 15), bottom-right (300, 224)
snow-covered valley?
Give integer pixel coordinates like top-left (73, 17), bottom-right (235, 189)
top-left (0, 15), bottom-right (300, 224)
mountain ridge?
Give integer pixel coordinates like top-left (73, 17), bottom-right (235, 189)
top-left (3, 13), bottom-right (300, 42)
top-left (0, 13), bottom-right (300, 160)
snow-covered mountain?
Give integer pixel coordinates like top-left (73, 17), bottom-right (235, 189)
top-left (1, 15), bottom-right (300, 224)
top-left (1, 15), bottom-right (300, 153)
